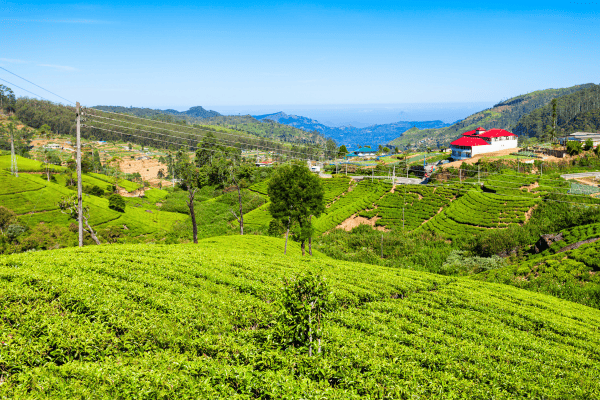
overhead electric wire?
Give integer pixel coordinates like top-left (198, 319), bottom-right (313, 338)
top-left (0, 66), bottom-right (75, 105)
top-left (0, 77), bottom-right (53, 102)
top-left (86, 113), bottom-right (320, 158)
top-left (86, 107), bottom-right (325, 152)
top-left (82, 124), bottom-right (241, 154)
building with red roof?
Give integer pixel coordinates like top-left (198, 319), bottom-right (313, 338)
top-left (450, 127), bottom-right (517, 160)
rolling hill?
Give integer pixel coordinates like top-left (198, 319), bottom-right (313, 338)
top-left (1, 235), bottom-right (599, 398)
top-left (389, 83), bottom-right (596, 148)
top-left (513, 84), bottom-right (600, 138)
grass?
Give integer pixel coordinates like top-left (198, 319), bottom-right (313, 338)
top-left (0, 235), bottom-right (599, 398)
top-left (0, 155), bottom-right (65, 172)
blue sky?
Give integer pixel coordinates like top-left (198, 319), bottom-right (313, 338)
top-left (1, 0), bottom-right (599, 116)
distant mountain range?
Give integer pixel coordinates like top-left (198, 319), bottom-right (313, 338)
top-left (94, 105), bottom-right (221, 120)
top-left (254, 112), bottom-right (451, 147)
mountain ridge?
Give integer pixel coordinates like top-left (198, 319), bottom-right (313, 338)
top-left (254, 111), bottom-right (451, 147)
top-left (388, 83), bottom-right (597, 149)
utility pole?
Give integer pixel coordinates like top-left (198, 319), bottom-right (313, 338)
top-left (402, 184), bottom-right (405, 230)
top-left (76, 102), bottom-right (83, 247)
top-left (9, 124), bottom-right (18, 177)
top-left (393, 165), bottom-right (396, 185)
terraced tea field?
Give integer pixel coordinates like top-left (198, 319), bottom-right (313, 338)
top-left (0, 170), bottom-right (186, 237)
top-left (1, 236), bottom-right (599, 398)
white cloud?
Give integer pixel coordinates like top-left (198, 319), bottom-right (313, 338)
top-left (0, 58), bottom-right (27, 64)
top-left (38, 64), bottom-right (78, 72)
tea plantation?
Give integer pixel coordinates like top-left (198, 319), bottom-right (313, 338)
top-left (1, 235), bottom-right (599, 398)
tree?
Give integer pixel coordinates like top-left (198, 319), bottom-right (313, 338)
top-left (584, 138), bottom-right (594, 151)
top-left (175, 154), bottom-right (208, 244)
top-left (58, 195), bottom-right (101, 245)
top-left (268, 163), bottom-right (325, 255)
top-left (337, 145), bottom-right (348, 158)
top-left (325, 138), bottom-right (337, 160)
top-left (0, 206), bottom-right (16, 235)
top-left (0, 84), bottom-right (15, 112)
top-left (195, 133), bottom-right (219, 168)
top-left (226, 162), bottom-right (255, 235)
top-left (566, 140), bottom-right (583, 156)
top-left (383, 147), bottom-right (390, 154)
top-left (108, 194), bottom-right (126, 212)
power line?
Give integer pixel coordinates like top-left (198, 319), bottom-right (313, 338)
top-left (83, 124), bottom-right (289, 158)
top-left (0, 66), bottom-right (75, 105)
top-left (86, 107), bottom-right (325, 152)
top-left (85, 113), bottom-right (320, 158)
top-left (0, 77), bottom-right (53, 102)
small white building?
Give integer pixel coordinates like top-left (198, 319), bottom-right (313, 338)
top-left (450, 127), bottom-right (518, 160)
top-left (45, 143), bottom-right (61, 149)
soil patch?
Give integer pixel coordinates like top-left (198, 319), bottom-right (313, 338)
top-left (336, 214), bottom-right (387, 232)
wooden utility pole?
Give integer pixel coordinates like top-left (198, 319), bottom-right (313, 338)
top-left (76, 102), bottom-right (83, 247)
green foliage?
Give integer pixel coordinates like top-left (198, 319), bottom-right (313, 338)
top-left (391, 83), bottom-right (595, 147)
top-left (567, 140), bottom-right (583, 155)
top-left (514, 84), bottom-right (600, 138)
top-left (5, 224), bottom-right (26, 242)
top-left (474, 239), bottom-right (600, 309)
top-left (273, 272), bottom-right (332, 355)
top-left (584, 138), bottom-right (594, 151)
top-left (440, 250), bottom-right (505, 276)
top-left (1, 236), bottom-right (600, 397)
top-left (0, 205), bottom-right (16, 233)
top-left (108, 193), bottom-right (126, 212)
top-left (268, 164), bottom-right (325, 252)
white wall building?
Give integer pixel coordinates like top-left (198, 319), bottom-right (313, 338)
top-left (558, 132), bottom-right (600, 147)
top-left (450, 127), bottom-right (518, 160)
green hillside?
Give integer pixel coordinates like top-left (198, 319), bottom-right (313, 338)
top-left (473, 223), bottom-right (600, 308)
top-left (0, 168), bottom-right (187, 251)
top-left (1, 235), bottom-right (599, 398)
top-left (12, 98), bottom-right (323, 161)
top-left (389, 83), bottom-right (595, 148)
top-left (513, 84), bottom-right (600, 138)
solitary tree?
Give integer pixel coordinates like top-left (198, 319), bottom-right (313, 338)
top-left (175, 155), bottom-right (208, 244)
top-left (268, 163), bottom-right (325, 255)
top-left (337, 145), bottom-right (348, 158)
top-left (58, 195), bottom-right (101, 245)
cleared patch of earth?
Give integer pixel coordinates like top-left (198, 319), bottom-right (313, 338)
top-left (336, 214), bottom-right (387, 232)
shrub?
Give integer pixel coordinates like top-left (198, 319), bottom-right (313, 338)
top-left (584, 138), bottom-right (594, 151)
top-left (108, 194), bottom-right (126, 212)
top-left (567, 141), bottom-right (583, 156)
top-left (0, 206), bottom-right (16, 234)
top-left (85, 185), bottom-right (104, 197)
top-left (6, 224), bottom-right (27, 242)
top-left (440, 250), bottom-right (505, 276)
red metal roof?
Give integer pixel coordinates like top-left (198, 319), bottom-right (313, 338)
top-left (450, 136), bottom-right (490, 146)
top-left (475, 127), bottom-right (485, 131)
top-left (461, 128), bottom-right (516, 138)
top-left (477, 128), bottom-right (516, 138)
